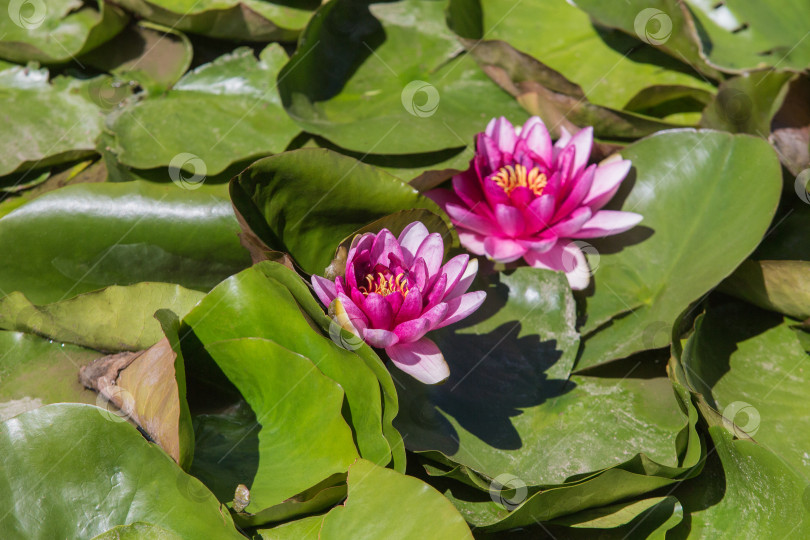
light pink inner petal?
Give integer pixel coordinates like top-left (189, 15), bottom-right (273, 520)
top-left (311, 275), bottom-right (337, 307)
top-left (397, 221), bottom-right (430, 267)
top-left (438, 254), bottom-right (469, 299)
top-left (410, 257), bottom-right (429, 290)
top-left (518, 235), bottom-right (557, 254)
top-left (362, 328), bottom-right (399, 348)
top-left (433, 290), bottom-right (486, 330)
top-left (553, 126), bottom-right (572, 159)
top-left (569, 211), bottom-right (643, 238)
top-left (524, 241), bottom-right (591, 290)
top-left (567, 126), bottom-right (594, 174)
top-left (370, 228), bottom-right (403, 269)
top-left (414, 232), bottom-right (444, 276)
top-left (551, 164), bottom-right (596, 223)
top-left (486, 116), bottom-right (518, 153)
top-left (394, 288), bottom-right (423, 326)
top-left (385, 337), bottom-right (450, 384)
top-left (548, 206), bottom-right (592, 237)
top-left (521, 117), bottom-right (553, 166)
top-left (392, 317), bottom-right (432, 344)
top-left (483, 237), bottom-right (528, 263)
top-left (524, 193), bottom-right (556, 235)
top-left (445, 257), bottom-right (478, 301)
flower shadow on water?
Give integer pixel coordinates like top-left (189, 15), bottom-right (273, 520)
top-left (394, 308), bottom-right (576, 455)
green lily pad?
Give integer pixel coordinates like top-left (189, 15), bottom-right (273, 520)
top-left (181, 262), bottom-right (399, 471)
top-left (277, 0), bottom-right (528, 155)
top-left (700, 71), bottom-right (794, 134)
top-left (0, 67), bottom-right (103, 176)
top-left (0, 0), bottom-right (128, 64)
top-left (0, 404), bottom-right (244, 539)
top-left (259, 459), bottom-right (472, 539)
top-left (231, 148), bottom-right (444, 275)
top-left (91, 523), bottom-right (183, 540)
top-left (681, 300), bottom-right (810, 479)
top-left (0, 331), bottom-right (102, 420)
top-left (114, 0), bottom-right (318, 41)
top-left (0, 283), bottom-right (204, 352)
top-left (479, 0), bottom-right (716, 112)
top-left (109, 44), bottom-right (300, 175)
top-left (578, 130), bottom-right (781, 369)
top-left (192, 336), bottom-right (358, 525)
top-left (0, 181), bottom-right (250, 304)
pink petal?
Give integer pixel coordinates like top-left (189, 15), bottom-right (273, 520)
top-left (345, 234), bottom-right (374, 288)
top-left (508, 186), bottom-right (535, 208)
top-left (494, 204), bottom-right (525, 238)
top-left (414, 232), bottom-right (444, 276)
top-left (336, 293), bottom-right (369, 329)
top-left (524, 194), bottom-right (556, 235)
top-left (370, 228), bottom-right (403, 268)
top-left (362, 328), bottom-right (399, 348)
top-left (483, 237), bottom-right (528, 263)
top-left (445, 257), bottom-right (478, 301)
top-left (548, 206), bottom-right (592, 237)
top-left (423, 273), bottom-right (447, 311)
top-left (524, 241), bottom-right (591, 290)
top-left (569, 211), bottom-right (643, 238)
top-left (433, 291), bottom-right (486, 330)
top-left (552, 164), bottom-right (596, 223)
top-left (393, 303), bottom-right (448, 343)
top-left (311, 275), bottom-right (337, 306)
top-left (521, 117), bottom-right (553, 166)
top-left (452, 170), bottom-right (485, 209)
top-left (481, 176), bottom-right (511, 208)
top-left (457, 230), bottom-right (487, 256)
top-left (584, 160), bottom-right (632, 210)
top-left (485, 116), bottom-right (517, 153)
top-left (362, 293), bottom-right (394, 329)
top-left (445, 203), bottom-right (498, 235)
top-left (518, 236), bottom-right (557, 253)
top-left (439, 254), bottom-right (469, 299)
top-left (410, 257), bottom-right (429, 290)
top-left (386, 337), bottom-right (450, 384)
top-left (567, 126), bottom-right (593, 174)
top-left (385, 290), bottom-right (405, 315)
top-left (394, 288), bottom-right (423, 325)
top-left (553, 126), bottom-right (572, 158)
top-left (398, 221), bottom-right (430, 267)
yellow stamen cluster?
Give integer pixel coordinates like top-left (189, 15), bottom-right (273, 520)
top-left (359, 272), bottom-right (410, 297)
top-left (493, 164), bottom-right (547, 197)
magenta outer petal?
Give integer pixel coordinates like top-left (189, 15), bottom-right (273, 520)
top-left (392, 317), bottom-right (432, 343)
top-left (445, 257), bottom-right (478, 301)
top-left (452, 171), bottom-right (485, 209)
top-left (485, 116), bottom-right (517, 153)
top-left (397, 221), bottom-right (430, 267)
top-left (548, 206), bottom-right (592, 237)
top-left (362, 293), bottom-right (394, 330)
top-left (311, 275), bottom-right (337, 306)
top-left (569, 211), bottom-right (643, 238)
top-left (457, 231), bottom-right (487, 256)
top-left (552, 164), bottom-right (595, 223)
top-left (424, 273), bottom-right (447, 311)
top-left (524, 241), bottom-right (591, 290)
top-left (524, 194), bottom-right (556, 235)
top-left (434, 290), bottom-right (486, 330)
top-left (370, 228), bottom-right (403, 268)
top-left (521, 117), bottom-right (553, 165)
top-left (584, 160), bottom-right (631, 209)
top-left (386, 337), bottom-right (450, 385)
top-left (494, 204), bottom-right (525, 237)
top-left (336, 293), bottom-right (369, 329)
top-left (483, 237), bottom-right (528, 263)
top-left (518, 236), bottom-right (557, 253)
top-left (445, 203), bottom-right (498, 235)
top-left (414, 232), bottom-right (444, 276)
top-left (362, 328), bottom-right (399, 348)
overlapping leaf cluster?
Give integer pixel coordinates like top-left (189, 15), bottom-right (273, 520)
top-left (0, 0), bottom-right (809, 538)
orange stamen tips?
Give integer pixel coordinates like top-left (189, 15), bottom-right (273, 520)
top-left (493, 164), bottom-right (547, 197)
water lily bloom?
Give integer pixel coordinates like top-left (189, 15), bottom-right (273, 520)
top-left (427, 116), bottom-right (642, 290)
top-left (311, 222), bottom-right (485, 384)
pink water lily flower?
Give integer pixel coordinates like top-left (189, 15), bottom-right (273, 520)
top-left (427, 116), bottom-right (642, 290)
top-left (311, 222), bottom-right (486, 384)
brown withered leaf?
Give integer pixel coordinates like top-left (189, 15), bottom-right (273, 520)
top-left (770, 76), bottom-right (810, 176)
